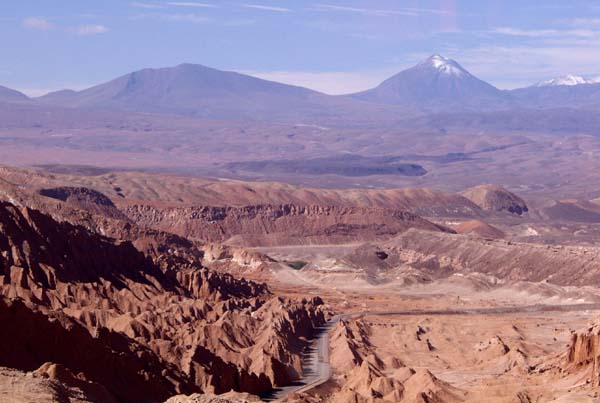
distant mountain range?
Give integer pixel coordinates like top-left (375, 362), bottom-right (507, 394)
top-left (35, 63), bottom-right (391, 122)
top-left (3, 55), bottom-right (600, 121)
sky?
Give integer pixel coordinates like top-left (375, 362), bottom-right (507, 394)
top-left (3, 0), bottom-right (600, 96)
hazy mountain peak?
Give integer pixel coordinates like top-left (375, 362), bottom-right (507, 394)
top-left (534, 74), bottom-right (595, 87)
top-left (420, 54), bottom-right (467, 77)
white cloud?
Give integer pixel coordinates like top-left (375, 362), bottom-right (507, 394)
top-left (243, 4), bottom-right (293, 13)
top-left (22, 17), bottom-right (54, 30)
top-left (167, 2), bottom-right (216, 7)
top-left (71, 24), bottom-right (109, 35)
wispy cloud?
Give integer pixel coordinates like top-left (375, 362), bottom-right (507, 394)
top-left (492, 27), bottom-right (597, 38)
top-left (403, 6), bottom-right (454, 16)
top-left (130, 2), bottom-right (165, 9)
top-left (70, 24), bottom-right (109, 35)
top-left (243, 4), bottom-right (293, 13)
top-left (165, 13), bottom-right (210, 22)
top-left (313, 4), bottom-right (417, 17)
top-left (135, 13), bottom-right (210, 23)
top-left (167, 1), bottom-right (216, 7)
top-left (22, 17), bottom-right (54, 30)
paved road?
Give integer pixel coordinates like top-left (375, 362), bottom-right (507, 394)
top-left (263, 302), bottom-right (600, 401)
top-left (261, 317), bottom-right (340, 401)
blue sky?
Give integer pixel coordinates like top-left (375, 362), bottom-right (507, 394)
top-left (3, 0), bottom-right (600, 95)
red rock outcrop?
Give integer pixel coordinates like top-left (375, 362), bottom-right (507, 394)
top-left (566, 321), bottom-right (600, 386)
top-left (461, 184), bottom-right (528, 216)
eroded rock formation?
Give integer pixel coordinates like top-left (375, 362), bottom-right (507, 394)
top-left (0, 201), bottom-right (327, 402)
top-left (313, 319), bottom-right (466, 402)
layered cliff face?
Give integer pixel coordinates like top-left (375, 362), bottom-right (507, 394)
top-left (376, 229), bottom-right (600, 286)
top-left (0, 201), bottom-right (327, 402)
top-left (123, 204), bottom-right (452, 246)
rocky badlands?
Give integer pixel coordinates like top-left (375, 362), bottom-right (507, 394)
top-left (1, 165), bottom-right (600, 402)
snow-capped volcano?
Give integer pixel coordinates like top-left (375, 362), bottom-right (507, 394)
top-left (351, 54), bottom-right (507, 108)
top-left (420, 54), bottom-right (468, 77)
top-left (534, 74), bottom-right (598, 87)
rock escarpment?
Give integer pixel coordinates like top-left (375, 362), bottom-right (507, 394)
top-left (123, 204), bottom-right (452, 246)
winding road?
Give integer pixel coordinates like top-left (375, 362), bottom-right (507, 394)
top-left (263, 302), bottom-right (600, 401)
